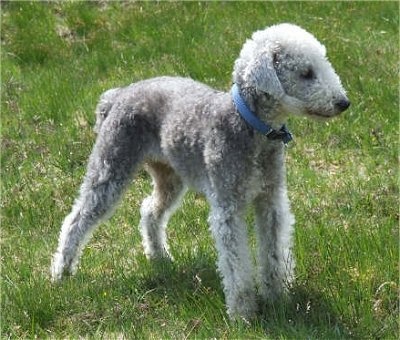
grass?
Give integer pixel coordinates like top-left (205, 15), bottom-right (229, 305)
top-left (1, 1), bottom-right (398, 338)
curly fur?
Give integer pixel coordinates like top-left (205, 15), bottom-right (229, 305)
top-left (51, 23), bottom-right (349, 320)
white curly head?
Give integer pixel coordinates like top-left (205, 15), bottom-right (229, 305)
top-left (233, 23), bottom-right (350, 120)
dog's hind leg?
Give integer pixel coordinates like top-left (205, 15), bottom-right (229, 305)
top-left (51, 118), bottom-right (147, 281)
top-left (139, 161), bottom-right (186, 260)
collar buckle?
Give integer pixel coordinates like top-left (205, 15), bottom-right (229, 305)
top-left (266, 126), bottom-right (293, 144)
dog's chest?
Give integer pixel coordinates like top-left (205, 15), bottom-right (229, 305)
top-left (245, 143), bottom-right (285, 199)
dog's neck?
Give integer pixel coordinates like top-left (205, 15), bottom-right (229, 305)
top-left (238, 86), bottom-right (289, 131)
top-left (231, 84), bottom-right (292, 144)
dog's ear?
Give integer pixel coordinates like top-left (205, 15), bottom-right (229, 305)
top-left (246, 46), bottom-right (285, 100)
top-left (246, 46), bottom-right (305, 115)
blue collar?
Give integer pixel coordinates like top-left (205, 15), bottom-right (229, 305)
top-left (231, 83), bottom-right (292, 144)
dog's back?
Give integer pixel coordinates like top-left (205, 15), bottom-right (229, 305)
top-left (93, 77), bottom-right (253, 182)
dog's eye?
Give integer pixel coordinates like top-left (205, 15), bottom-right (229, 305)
top-left (301, 68), bottom-right (315, 80)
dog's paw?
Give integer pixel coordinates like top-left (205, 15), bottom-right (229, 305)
top-left (227, 289), bottom-right (258, 322)
top-left (144, 246), bottom-right (174, 262)
top-left (50, 251), bottom-right (75, 282)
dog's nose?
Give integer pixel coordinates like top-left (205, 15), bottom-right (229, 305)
top-left (335, 98), bottom-right (351, 112)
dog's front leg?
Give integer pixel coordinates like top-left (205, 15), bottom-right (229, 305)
top-left (254, 185), bottom-right (295, 305)
top-left (208, 204), bottom-right (257, 321)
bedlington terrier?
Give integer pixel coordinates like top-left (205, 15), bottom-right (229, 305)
top-left (51, 23), bottom-right (349, 320)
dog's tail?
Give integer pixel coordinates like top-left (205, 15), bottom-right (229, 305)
top-left (94, 87), bottom-right (121, 133)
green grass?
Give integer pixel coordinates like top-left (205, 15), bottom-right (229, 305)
top-left (1, 1), bottom-right (398, 338)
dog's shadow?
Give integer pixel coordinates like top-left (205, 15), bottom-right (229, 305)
top-left (28, 255), bottom-right (348, 338)
top-left (124, 253), bottom-right (223, 306)
top-left (256, 284), bottom-right (349, 338)
top-left (92, 255), bottom-right (348, 337)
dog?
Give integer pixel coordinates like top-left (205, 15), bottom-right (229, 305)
top-left (51, 23), bottom-right (349, 320)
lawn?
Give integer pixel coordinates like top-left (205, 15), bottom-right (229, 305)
top-left (1, 1), bottom-right (398, 339)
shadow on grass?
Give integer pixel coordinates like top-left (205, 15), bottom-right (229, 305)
top-left (4, 255), bottom-right (349, 338)
top-left (134, 260), bottom-right (351, 338)
top-left (258, 284), bottom-right (351, 339)
top-left (97, 256), bottom-right (350, 338)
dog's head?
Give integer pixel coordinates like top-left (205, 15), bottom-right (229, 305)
top-left (233, 23), bottom-right (350, 120)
